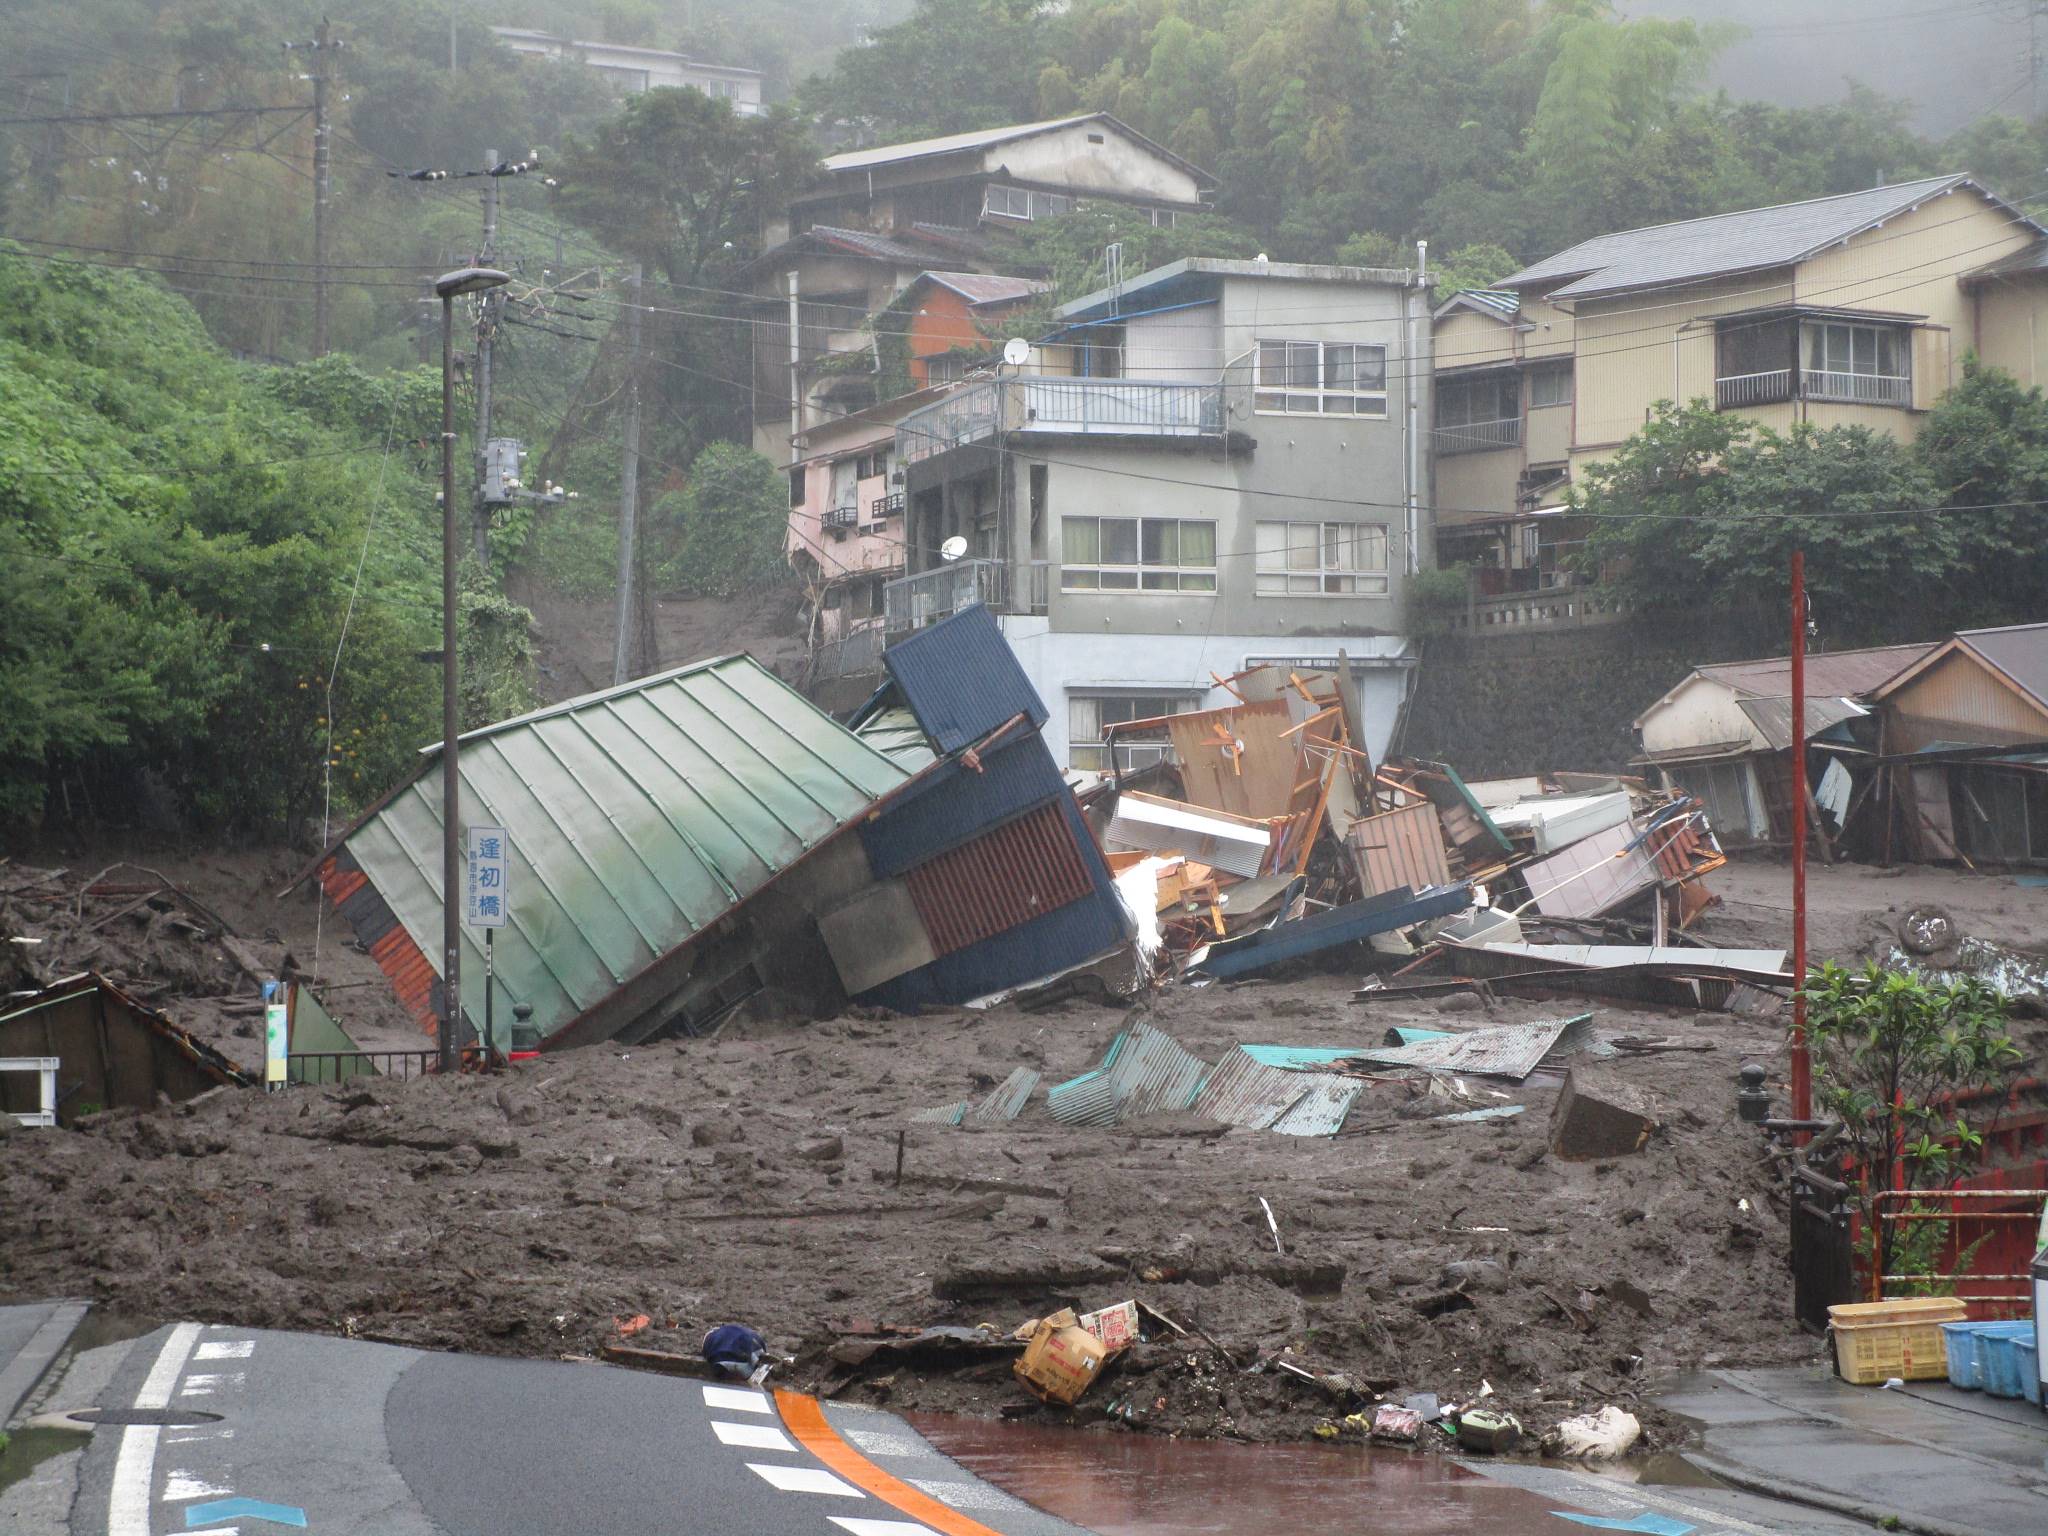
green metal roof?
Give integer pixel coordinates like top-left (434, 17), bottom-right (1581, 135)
top-left (343, 655), bottom-right (911, 1045)
top-left (854, 703), bottom-right (938, 772)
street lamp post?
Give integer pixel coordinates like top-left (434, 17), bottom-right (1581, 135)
top-left (434, 265), bottom-right (511, 1073)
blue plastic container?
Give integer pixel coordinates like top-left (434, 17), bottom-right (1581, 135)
top-left (2015, 1335), bottom-right (2041, 1406)
top-left (1942, 1322), bottom-right (1987, 1389)
top-left (1979, 1323), bottom-right (2036, 1399)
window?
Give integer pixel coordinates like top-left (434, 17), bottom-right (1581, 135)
top-left (788, 466), bottom-right (806, 507)
top-left (853, 451), bottom-right (886, 481)
top-left (1255, 339), bottom-right (1388, 416)
top-left (1436, 372), bottom-right (1518, 428)
top-left (1529, 362), bottom-right (1573, 409)
top-left (1069, 695), bottom-right (1191, 772)
top-left (1061, 516), bottom-right (1216, 592)
top-left (983, 184), bottom-right (1076, 222)
top-left (1255, 520), bottom-right (1389, 596)
top-left (1800, 320), bottom-right (1910, 404)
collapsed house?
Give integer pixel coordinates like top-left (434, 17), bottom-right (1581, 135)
top-left (302, 607), bottom-right (1134, 1053)
top-left (1, 973), bottom-right (251, 1126)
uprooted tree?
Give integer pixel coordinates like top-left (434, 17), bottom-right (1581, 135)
top-left (1801, 962), bottom-right (2022, 1284)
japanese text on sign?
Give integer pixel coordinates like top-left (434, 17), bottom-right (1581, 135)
top-left (465, 824), bottom-right (510, 928)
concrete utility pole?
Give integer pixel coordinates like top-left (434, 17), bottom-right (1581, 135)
top-left (309, 18), bottom-right (336, 357)
top-left (612, 262), bottom-right (644, 686)
top-left (472, 150), bottom-right (501, 565)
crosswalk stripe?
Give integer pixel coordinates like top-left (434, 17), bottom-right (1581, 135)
top-left (702, 1384), bottom-right (773, 1414)
top-left (829, 1521), bottom-right (939, 1536)
top-left (747, 1462), bottom-right (865, 1497)
top-left (709, 1420), bottom-right (795, 1452)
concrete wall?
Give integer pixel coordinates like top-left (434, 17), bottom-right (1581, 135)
top-left (1636, 675), bottom-right (1771, 757)
top-left (993, 124), bottom-right (1204, 206)
top-left (1124, 302), bottom-right (1222, 378)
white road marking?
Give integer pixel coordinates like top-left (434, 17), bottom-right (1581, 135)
top-left (709, 1420), bottom-right (796, 1452)
top-left (746, 1463), bottom-right (865, 1497)
top-left (194, 1339), bottom-right (256, 1360)
top-left (702, 1384), bottom-right (772, 1414)
top-left (164, 1470), bottom-right (235, 1500)
top-left (179, 1371), bottom-right (247, 1397)
top-left (108, 1323), bottom-right (203, 1536)
top-left (184, 1529), bottom-right (244, 1535)
top-left (909, 1478), bottom-right (1020, 1511)
top-left (829, 1521), bottom-right (938, 1536)
top-left (165, 1427), bottom-right (236, 1445)
top-left (843, 1429), bottom-right (920, 1458)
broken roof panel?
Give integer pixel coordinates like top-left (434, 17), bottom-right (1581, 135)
top-left (1736, 695), bottom-right (1868, 753)
top-left (336, 656), bottom-right (910, 1049)
top-left (1047, 1021), bottom-right (1209, 1126)
top-left (1341, 1014), bottom-right (1595, 1081)
top-left (1192, 1047), bottom-right (1361, 1137)
top-left (884, 603), bottom-right (1048, 755)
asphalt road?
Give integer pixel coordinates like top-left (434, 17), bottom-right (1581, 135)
top-left (42, 1318), bottom-right (1080, 1536)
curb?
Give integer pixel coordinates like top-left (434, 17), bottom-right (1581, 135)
top-left (1690, 1452), bottom-right (2003, 1536)
top-left (0, 1301), bottom-right (89, 1426)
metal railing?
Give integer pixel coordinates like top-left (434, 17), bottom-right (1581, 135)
top-left (867, 490), bottom-right (905, 520)
top-left (810, 622), bottom-right (887, 680)
top-left (1716, 369), bottom-right (1794, 409)
top-left (822, 505), bottom-right (859, 532)
top-left (1802, 369), bottom-right (1911, 407)
top-left (1433, 417), bottom-right (1520, 455)
top-left (897, 378), bottom-right (1225, 464)
top-left (884, 559), bottom-right (1009, 628)
top-left (286, 1048), bottom-right (438, 1084)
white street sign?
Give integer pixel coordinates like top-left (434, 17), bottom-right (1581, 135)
top-left (465, 824), bottom-right (510, 928)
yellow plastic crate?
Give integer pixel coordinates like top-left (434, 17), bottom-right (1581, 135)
top-left (1827, 1297), bottom-right (1970, 1384)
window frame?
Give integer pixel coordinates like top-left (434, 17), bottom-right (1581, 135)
top-left (1254, 338), bottom-right (1389, 418)
top-left (1253, 519), bottom-right (1391, 598)
top-left (1068, 693), bottom-right (1192, 772)
top-left (1529, 362), bottom-right (1573, 409)
top-left (1060, 515), bottom-right (1217, 595)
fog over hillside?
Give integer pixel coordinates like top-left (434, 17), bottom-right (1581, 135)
top-left (1626, 0), bottom-right (2035, 138)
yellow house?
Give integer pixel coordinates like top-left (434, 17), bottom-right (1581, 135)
top-left (1433, 175), bottom-right (2048, 586)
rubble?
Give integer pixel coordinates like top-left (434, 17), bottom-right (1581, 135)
top-left (1549, 1065), bottom-right (1662, 1161)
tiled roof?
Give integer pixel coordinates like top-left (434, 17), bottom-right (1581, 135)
top-left (914, 270), bottom-right (1048, 307)
top-left (1505, 176), bottom-right (2030, 300)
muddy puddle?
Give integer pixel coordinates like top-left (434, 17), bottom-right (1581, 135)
top-left (910, 1414), bottom-right (1613, 1535)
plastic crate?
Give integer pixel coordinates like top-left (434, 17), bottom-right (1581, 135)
top-left (1828, 1297), bottom-right (1970, 1384)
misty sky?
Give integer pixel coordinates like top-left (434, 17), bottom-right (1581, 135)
top-left (1624, 0), bottom-right (2033, 140)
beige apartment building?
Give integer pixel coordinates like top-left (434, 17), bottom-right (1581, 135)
top-left (1432, 175), bottom-right (2048, 592)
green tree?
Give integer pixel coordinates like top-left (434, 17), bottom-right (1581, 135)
top-left (1429, 241), bottom-right (1519, 293)
top-left (669, 442), bottom-right (798, 599)
top-left (1803, 962), bottom-right (2022, 1283)
top-left (1913, 359), bottom-right (2048, 629)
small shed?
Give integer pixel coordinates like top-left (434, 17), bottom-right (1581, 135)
top-left (1868, 623), bottom-right (2048, 865)
top-left (0, 973), bottom-right (250, 1124)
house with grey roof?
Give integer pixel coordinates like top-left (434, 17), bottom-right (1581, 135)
top-left (744, 114), bottom-right (1214, 464)
top-left (1431, 176), bottom-right (2048, 606)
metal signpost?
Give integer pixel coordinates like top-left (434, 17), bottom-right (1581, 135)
top-left (465, 824), bottom-right (510, 1063)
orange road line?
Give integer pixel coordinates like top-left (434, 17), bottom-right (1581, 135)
top-left (774, 1389), bottom-right (1009, 1536)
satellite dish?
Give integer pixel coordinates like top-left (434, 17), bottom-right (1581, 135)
top-left (939, 536), bottom-right (969, 563)
top-left (1002, 337), bottom-right (1031, 367)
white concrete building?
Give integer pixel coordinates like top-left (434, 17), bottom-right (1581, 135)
top-left (490, 27), bottom-right (763, 113)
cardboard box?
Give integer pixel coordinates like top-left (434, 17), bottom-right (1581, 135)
top-left (1077, 1300), bottom-right (1140, 1353)
top-left (1013, 1308), bottom-right (1109, 1405)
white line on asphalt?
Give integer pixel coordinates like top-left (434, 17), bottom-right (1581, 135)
top-left (746, 1462), bottom-right (865, 1497)
top-left (178, 1371), bottom-right (246, 1397)
top-left (828, 1520), bottom-right (938, 1536)
top-left (109, 1323), bottom-right (203, 1536)
top-left (194, 1340), bottom-right (256, 1360)
top-left (702, 1384), bottom-right (772, 1413)
top-left (163, 1470), bottom-right (234, 1500)
top-left (708, 1420), bottom-right (796, 1452)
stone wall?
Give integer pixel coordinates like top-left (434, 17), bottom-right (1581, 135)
top-left (1398, 616), bottom-right (1763, 776)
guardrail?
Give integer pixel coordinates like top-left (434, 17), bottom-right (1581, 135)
top-left (897, 378), bottom-right (1225, 464)
top-left (867, 490), bottom-right (906, 521)
top-left (884, 559), bottom-right (1008, 628)
top-left (811, 622), bottom-right (888, 680)
top-left (1715, 369), bottom-right (1794, 409)
top-left (1803, 369), bottom-right (1911, 407)
top-left (821, 505), bottom-right (858, 532)
top-left (286, 1048), bottom-right (438, 1084)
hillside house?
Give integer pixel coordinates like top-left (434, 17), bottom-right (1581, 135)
top-left (490, 27), bottom-right (762, 110)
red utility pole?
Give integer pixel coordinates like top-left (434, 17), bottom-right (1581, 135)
top-left (1790, 549), bottom-right (1811, 1125)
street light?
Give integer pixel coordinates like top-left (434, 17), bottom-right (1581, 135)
top-left (434, 265), bottom-right (510, 1073)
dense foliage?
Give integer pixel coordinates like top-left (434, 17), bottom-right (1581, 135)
top-left (0, 248), bottom-right (533, 836)
top-left (1575, 363), bottom-right (2048, 648)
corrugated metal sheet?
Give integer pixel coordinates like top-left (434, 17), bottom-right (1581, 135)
top-left (963, 1066), bottom-right (1040, 1125)
top-left (1472, 943), bottom-right (1788, 975)
top-left (338, 655), bottom-right (908, 1048)
top-left (906, 801), bottom-right (1093, 955)
top-left (861, 731), bottom-right (1066, 878)
top-left (1346, 801), bottom-right (1451, 897)
top-left (1698, 643), bottom-right (1936, 701)
top-left (1239, 1044), bottom-right (1370, 1070)
top-left (1191, 883), bottom-right (1472, 980)
top-left (909, 1101), bottom-right (969, 1126)
top-left (1343, 1014), bottom-right (1595, 1081)
top-left (1736, 695), bottom-right (1866, 752)
top-left (1521, 821), bottom-right (1657, 919)
top-left (1047, 1021), bottom-right (1209, 1126)
top-left (1962, 622), bottom-right (2048, 707)
top-left (884, 603), bottom-right (1047, 755)
top-left (1192, 1047), bottom-right (1360, 1137)
top-left (855, 704), bottom-right (938, 771)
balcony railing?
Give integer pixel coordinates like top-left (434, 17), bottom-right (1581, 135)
top-left (866, 490), bottom-right (905, 521)
top-left (1716, 369), bottom-right (1794, 409)
top-left (822, 505), bottom-right (859, 532)
top-left (1802, 369), bottom-right (1911, 407)
top-left (811, 622), bottom-right (887, 681)
top-left (1434, 417), bottom-right (1521, 455)
top-left (883, 559), bottom-right (1051, 630)
top-left (898, 378), bottom-right (1226, 465)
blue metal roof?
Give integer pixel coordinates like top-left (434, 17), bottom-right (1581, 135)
top-left (860, 727), bottom-right (1065, 877)
top-left (884, 603), bottom-right (1047, 755)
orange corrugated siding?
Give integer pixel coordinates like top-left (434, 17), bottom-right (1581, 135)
top-left (1346, 800), bottom-right (1452, 897)
top-left (906, 801), bottom-right (1093, 956)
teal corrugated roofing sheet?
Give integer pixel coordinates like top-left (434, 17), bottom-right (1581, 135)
top-left (343, 655), bottom-right (910, 1045)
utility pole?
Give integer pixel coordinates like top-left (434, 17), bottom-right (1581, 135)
top-left (284, 19), bottom-right (342, 357)
top-left (1789, 549), bottom-right (1811, 1133)
top-left (612, 262), bottom-right (644, 685)
top-left (472, 149), bottom-right (500, 565)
